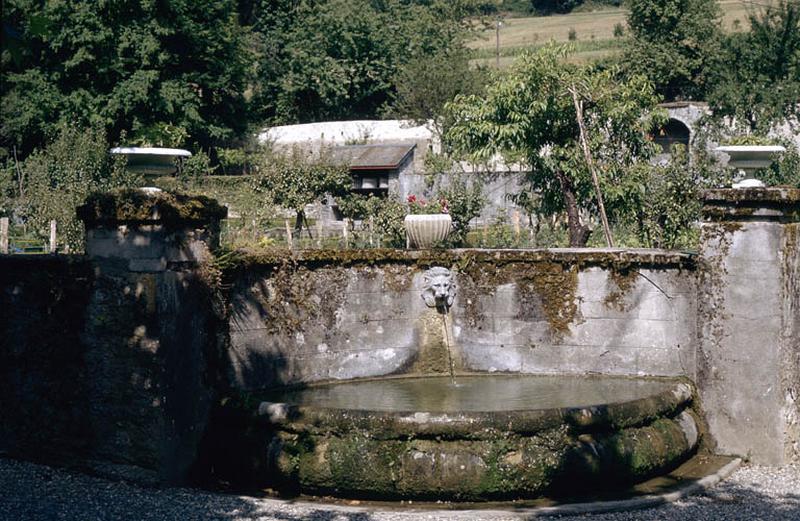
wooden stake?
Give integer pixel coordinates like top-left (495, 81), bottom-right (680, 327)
top-left (570, 84), bottom-right (613, 248)
top-left (285, 219), bottom-right (293, 249)
top-left (49, 220), bottom-right (57, 253)
top-left (342, 218), bottom-right (350, 248)
top-left (369, 216), bottom-right (375, 248)
top-left (316, 218), bottom-right (323, 248)
top-left (1, 217), bottom-right (9, 254)
top-left (512, 210), bottom-right (521, 240)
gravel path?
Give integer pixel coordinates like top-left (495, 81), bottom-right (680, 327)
top-left (1, 457), bottom-right (797, 521)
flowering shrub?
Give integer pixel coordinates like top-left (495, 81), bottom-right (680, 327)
top-left (407, 194), bottom-right (449, 214)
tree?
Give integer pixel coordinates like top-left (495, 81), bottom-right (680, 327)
top-left (706, 0), bottom-right (800, 133)
top-left (8, 124), bottom-right (137, 252)
top-left (623, 0), bottom-right (723, 101)
top-left (250, 0), bottom-right (481, 125)
top-left (388, 47), bottom-right (488, 136)
top-left (1, 0), bottom-right (251, 156)
top-left (530, 1), bottom-right (583, 15)
top-left (251, 147), bottom-right (351, 232)
top-left (445, 46), bottom-right (663, 247)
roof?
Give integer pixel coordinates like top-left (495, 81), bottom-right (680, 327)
top-left (259, 120), bottom-right (433, 145)
top-left (330, 144), bottom-right (415, 170)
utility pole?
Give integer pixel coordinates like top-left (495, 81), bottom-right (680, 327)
top-left (496, 18), bottom-right (504, 68)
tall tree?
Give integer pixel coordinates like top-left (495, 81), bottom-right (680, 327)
top-left (707, 0), bottom-right (800, 132)
top-left (623, 0), bottom-right (722, 101)
top-left (388, 47), bottom-right (488, 136)
top-left (445, 46), bottom-right (663, 246)
top-left (250, 0), bottom-right (480, 125)
top-left (1, 0), bottom-right (251, 156)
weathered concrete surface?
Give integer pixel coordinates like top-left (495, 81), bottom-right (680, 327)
top-left (225, 249), bottom-right (697, 390)
top-left (75, 191), bottom-right (226, 483)
top-left (698, 187), bottom-right (800, 466)
top-left (0, 191), bottom-right (227, 485)
top-left (0, 256), bottom-right (94, 461)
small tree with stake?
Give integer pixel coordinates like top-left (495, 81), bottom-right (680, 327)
top-left (251, 147), bottom-right (351, 236)
top-left (445, 45), bottom-right (663, 247)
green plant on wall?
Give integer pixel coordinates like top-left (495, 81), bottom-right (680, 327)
top-left (758, 141), bottom-right (800, 189)
top-left (337, 193), bottom-right (407, 247)
top-left (632, 143), bottom-right (733, 250)
top-left (436, 175), bottom-right (485, 246)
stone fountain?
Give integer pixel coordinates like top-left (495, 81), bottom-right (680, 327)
top-left (1, 187), bottom-right (798, 505)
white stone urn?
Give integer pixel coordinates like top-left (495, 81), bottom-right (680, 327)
top-left (714, 145), bottom-right (786, 188)
top-left (404, 214), bottom-right (452, 249)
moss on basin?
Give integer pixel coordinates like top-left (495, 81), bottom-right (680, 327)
top-left (226, 375), bottom-right (702, 501)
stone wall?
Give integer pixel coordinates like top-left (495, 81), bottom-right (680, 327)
top-left (0, 256), bottom-right (94, 462)
top-left (0, 190), bottom-right (227, 485)
top-left (3, 187), bottom-right (798, 485)
top-left (225, 249), bottom-right (697, 390)
top-left (698, 188), bottom-right (800, 466)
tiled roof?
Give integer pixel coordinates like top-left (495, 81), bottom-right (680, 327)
top-left (330, 144), bottom-right (415, 170)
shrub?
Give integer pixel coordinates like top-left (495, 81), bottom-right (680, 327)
top-left (634, 144), bottom-right (732, 249)
top-left (436, 175), bottom-right (485, 246)
top-left (13, 124), bottom-right (136, 252)
top-left (338, 194), bottom-right (407, 247)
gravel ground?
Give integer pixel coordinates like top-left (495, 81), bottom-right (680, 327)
top-left (1, 457), bottom-right (797, 521)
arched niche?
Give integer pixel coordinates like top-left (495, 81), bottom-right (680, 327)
top-left (652, 119), bottom-right (691, 153)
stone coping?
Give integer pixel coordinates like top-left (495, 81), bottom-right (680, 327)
top-left (702, 187), bottom-right (800, 204)
top-left (702, 187), bottom-right (800, 222)
top-left (232, 247), bottom-right (697, 270)
top-left (77, 189), bottom-right (227, 226)
top-left (254, 375), bottom-right (695, 439)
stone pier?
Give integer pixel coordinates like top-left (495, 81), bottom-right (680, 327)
top-left (698, 187), bottom-right (800, 465)
top-left (76, 189), bottom-right (226, 483)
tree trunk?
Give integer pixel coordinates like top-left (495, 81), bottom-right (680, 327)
top-left (556, 171), bottom-right (591, 247)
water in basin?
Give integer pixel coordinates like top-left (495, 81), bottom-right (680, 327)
top-left (264, 374), bottom-right (676, 412)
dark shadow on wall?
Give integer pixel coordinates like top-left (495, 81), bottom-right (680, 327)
top-left (0, 256), bottom-right (95, 464)
top-left (225, 265), bottom-right (294, 389)
top-left (190, 264), bottom-right (297, 490)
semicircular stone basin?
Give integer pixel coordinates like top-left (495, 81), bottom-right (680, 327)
top-left (254, 374), bottom-right (700, 501)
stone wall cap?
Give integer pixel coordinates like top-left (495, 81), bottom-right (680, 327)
top-left (231, 247), bottom-right (696, 270)
top-left (702, 187), bottom-right (800, 204)
top-left (77, 189), bottom-right (227, 226)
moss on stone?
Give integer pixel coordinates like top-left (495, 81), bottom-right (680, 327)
top-left (603, 268), bottom-right (638, 311)
top-left (223, 248), bottom-right (695, 341)
top-left (77, 189), bottom-right (227, 227)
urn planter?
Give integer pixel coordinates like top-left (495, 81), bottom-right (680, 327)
top-left (404, 214), bottom-right (452, 248)
top-left (715, 145), bottom-right (785, 188)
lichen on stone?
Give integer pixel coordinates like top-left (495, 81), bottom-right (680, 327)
top-left (77, 189), bottom-right (227, 227)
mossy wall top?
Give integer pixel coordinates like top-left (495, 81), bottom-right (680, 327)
top-left (223, 248), bottom-right (697, 390)
top-left (77, 189), bottom-right (227, 227)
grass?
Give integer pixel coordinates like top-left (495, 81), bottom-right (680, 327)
top-left (470, 0), bottom-right (778, 67)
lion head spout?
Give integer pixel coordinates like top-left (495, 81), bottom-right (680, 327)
top-left (421, 267), bottom-right (456, 309)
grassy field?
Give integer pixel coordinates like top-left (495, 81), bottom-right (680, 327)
top-left (470, 0), bottom-right (776, 66)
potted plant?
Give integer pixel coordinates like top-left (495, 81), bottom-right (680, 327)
top-left (714, 136), bottom-right (786, 188)
top-left (404, 195), bottom-right (452, 248)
